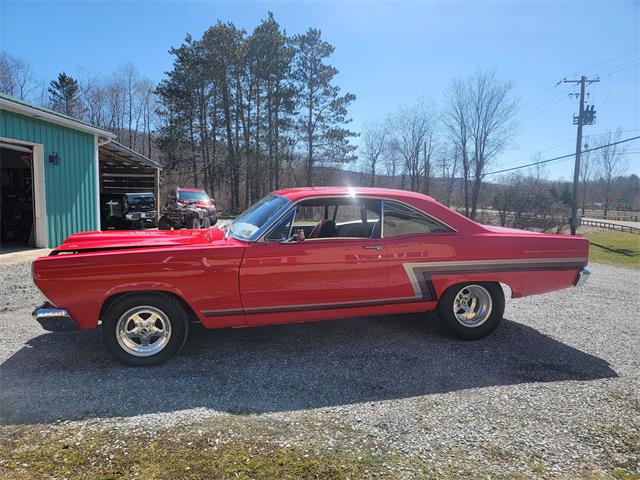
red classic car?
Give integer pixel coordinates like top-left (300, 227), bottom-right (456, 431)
top-left (32, 187), bottom-right (590, 366)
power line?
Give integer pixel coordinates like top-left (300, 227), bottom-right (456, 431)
top-left (578, 47), bottom-right (639, 75)
top-left (498, 129), bottom-right (640, 170)
top-left (516, 95), bottom-right (567, 124)
top-left (606, 61), bottom-right (640, 76)
top-left (483, 135), bottom-right (640, 177)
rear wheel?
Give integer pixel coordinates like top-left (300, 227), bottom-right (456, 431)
top-left (436, 282), bottom-right (504, 340)
top-left (157, 216), bottom-right (171, 230)
top-left (101, 293), bottom-right (189, 366)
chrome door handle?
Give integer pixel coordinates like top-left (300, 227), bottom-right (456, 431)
top-left (363, 245), bottom-right (383, 250)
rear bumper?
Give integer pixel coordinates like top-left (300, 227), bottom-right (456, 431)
top-left (574, 268), bottom-right (591, 287)
top-left (32, 303), bottom-right (77, 331)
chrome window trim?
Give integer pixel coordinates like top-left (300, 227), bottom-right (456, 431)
top-left (255, 195), bottom-right (456, 242)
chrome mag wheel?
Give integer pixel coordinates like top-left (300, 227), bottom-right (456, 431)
top-left (452, 284), bottom-right (493, 328)
top-left (115, 306), bottom-right (172, 357)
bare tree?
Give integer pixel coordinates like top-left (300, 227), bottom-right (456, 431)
top-left (444, 69), bottom-right (518, 219)
top-left (388, 98), bottom-right (437, 192)
top-left (0, 51), bottom-right (36, 100)
top-left (596, 128), bottom-right (629, 215)
top-left (360, 119), bottom-right (388, 187)
top-left (528, 152), bottom-right (549, 181)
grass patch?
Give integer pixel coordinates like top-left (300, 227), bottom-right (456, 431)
top-left (585, 232), bottom-right (640, 269)
top-left (0, 424), bottom-right (420, 480)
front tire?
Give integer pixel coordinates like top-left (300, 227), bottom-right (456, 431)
top-left (202, 217), bottom-right (211, 229)
top-left (101, 293), bottom-right (189, 366)
top-left (436, 282), bottom-right (504, 340)
top-left (190, 217), bottom-right (200, 229)
top-left (157, 216), bottom-right (171, 230)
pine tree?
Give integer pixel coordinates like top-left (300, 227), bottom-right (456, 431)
top-left (48, 72), bottom-right (80, 116)
top-left (292, 28), bottom-right (356, 186)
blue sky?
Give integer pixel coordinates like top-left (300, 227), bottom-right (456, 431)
top-left (1, 0), bottom-right (638, 179)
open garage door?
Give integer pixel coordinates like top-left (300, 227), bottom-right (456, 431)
top-left (1, 143), bottom-right (35, 248)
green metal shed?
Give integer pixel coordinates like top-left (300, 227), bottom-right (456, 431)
top-left (1, 94), bottom-right (115, 248)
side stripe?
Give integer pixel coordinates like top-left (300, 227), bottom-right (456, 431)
top-left (403, 257), bottom-right (587, 300)
top-left (202, 257), bottom-right (587, 317)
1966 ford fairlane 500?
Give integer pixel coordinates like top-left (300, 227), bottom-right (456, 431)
top-left (32, 187), bottom-right (590, 366)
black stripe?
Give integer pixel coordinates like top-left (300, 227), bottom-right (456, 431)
top-left (202, 297), bottom-right (428, 318)
top-left (411, 262), bottom-right (584, 300)
top-left (203, 262), bottom-right (584, 318)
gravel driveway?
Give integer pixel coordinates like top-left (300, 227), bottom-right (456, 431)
top-left (0, 257), bottom-right (638, 477)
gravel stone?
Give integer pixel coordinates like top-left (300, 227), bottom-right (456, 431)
top-left (0, 258), bottom-right (638, 477)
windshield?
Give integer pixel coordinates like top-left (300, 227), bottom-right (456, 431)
top-left (228, 194), bottom-right (291, 241)
top-left (178, 190), bottom-right (209, 202)
top-left (126, 193), bottom-right (155, 205)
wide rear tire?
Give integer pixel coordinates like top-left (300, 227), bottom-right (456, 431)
top-left (101, 293), bottom-right (189, 366)
top-left (436, 282), bottom-right (504, 340)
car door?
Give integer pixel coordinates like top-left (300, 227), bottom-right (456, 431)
top-left (239, 197), bottom-right (388, 326)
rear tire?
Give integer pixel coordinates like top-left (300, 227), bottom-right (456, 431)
top-left (436, 282), bottom-right (504, 340)
top-left (158, 216), bottom-right (171, 230)
top-left (101, 293), bottom-right (189, 366)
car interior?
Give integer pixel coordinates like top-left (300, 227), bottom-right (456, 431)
top-left (264, 197), bottom-right (451, 242)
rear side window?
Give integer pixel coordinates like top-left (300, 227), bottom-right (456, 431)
top-left (382, 201), bottom-right (450, 237)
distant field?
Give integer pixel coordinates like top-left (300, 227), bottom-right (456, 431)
top-left (585, 232), bottom-right (640, 269)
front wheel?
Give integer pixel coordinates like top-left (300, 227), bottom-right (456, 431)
top-left (157, 216), bottom-right (171, 230)
top-left (202, 217), bottom-right (211, 229)
top-left (190, 217), bottom-right (200, 229)
top-left (436, 282), bottom-right (504, 340)
top-left (101, 293), bottom-right (189, 366)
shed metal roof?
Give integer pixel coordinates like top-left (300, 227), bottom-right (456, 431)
top-left (0, 93), bottom-right (115, 139)
top-left (100, 140), bottom-right (162, 170)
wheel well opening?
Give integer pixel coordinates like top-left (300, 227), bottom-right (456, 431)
top-left (100, 291), bottom-right (200, 323)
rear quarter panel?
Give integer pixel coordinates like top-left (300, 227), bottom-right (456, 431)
top-left (386, 231), bottom-right (589, 301)
top-left (33, 242), bottom-right (246, 329)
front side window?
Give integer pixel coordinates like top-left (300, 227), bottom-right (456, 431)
top-left (284, 198), bottom-right (381, 240)
top-left (229, 194), bottom-right (291, 241)
top-left (382, 201), bottom-right (450, 237)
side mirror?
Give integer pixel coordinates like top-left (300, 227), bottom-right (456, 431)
top-left (283, 229), bottom-right (305, 243)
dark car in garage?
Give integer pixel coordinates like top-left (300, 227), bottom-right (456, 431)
top-left (101, 192), bottom-right (157, 230)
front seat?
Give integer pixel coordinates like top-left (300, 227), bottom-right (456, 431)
top-left (309, 219), bottom-right (337, 238)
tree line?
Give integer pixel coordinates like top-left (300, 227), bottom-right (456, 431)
top-left (0, 52), bottom-right (157, 159)
top-left (155, 14), bottom-right (356, 211)
top-left (2, 23), bottom-right (636, 219)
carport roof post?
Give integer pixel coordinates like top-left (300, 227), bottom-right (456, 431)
top-left (0, 93), bottom-right (116, 141)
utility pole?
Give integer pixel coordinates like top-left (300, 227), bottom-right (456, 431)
top-left (564, 75), bottom-right (599, 235)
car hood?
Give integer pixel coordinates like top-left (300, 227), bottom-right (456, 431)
top-left (182, 200), bottom-right (213, 209)
top-left (53, 227), bottom-right (226, 254)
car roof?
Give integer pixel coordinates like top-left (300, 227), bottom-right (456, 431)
top-left (271, 186), bottom-right (435, 203)
top-left (176, 187), bottom-right (206, 192)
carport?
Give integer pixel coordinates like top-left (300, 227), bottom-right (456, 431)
top-left (98, 141), bottom-right (162, 220)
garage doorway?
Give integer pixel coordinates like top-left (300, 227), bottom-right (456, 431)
top-left (1, 143), bottom-right (35, 248)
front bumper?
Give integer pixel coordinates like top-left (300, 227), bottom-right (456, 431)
top-left (32, 303), bottom-right (77, 331)
top-left (574, 268), bottom-right (591, 287)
